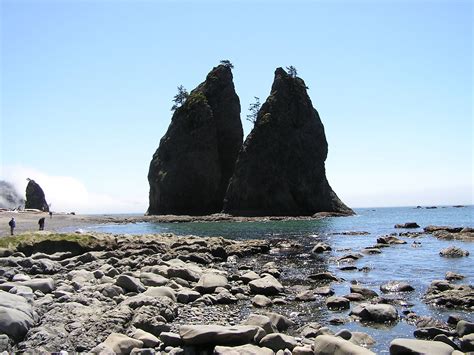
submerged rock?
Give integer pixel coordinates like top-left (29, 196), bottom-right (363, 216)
top-left (223, 67), bottom-right (353, 216)
top-left (24, 179), bottom-right (49, 212)
top-left (148, 64), bottom-right (243, 215)
top-left (439, 246), bottom-right (469, 258)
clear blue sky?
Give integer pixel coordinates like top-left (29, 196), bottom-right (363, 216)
top-left (1, 0), bottom-right (472, 213)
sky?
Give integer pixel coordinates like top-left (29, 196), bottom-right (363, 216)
top-left (0, 0), bottom-right (472, 214)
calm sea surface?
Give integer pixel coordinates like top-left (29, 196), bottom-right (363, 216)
top-left (77, 206), bottom-right (473, 353)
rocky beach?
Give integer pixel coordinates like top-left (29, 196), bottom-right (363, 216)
top-left (0, 210), bottom-right (473, 354)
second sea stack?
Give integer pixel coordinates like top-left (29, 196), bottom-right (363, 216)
top-left (147, 65), bottom-right (243, 215)
top-left (25, 179), bottom-right (49, 212)
top-left (223, 67), bottom-right (353, 216)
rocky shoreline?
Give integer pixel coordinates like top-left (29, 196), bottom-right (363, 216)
top-left (0, 227), bottom-right (472, 354)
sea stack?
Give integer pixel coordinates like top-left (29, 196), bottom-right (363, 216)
top-left (223, 67), bottom-right (353, 216)
top-left (147, 64), bottom-right (243, 215)
top-left (25, 179), bottom-right (49, 212)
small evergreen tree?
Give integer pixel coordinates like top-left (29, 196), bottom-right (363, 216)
top-left (246, 96), bottom-right (261, 124)
top-left (220, 60), bottom-right (234, 69)
top-left (171, 85), bottom-right (189, 111)
top-left (286, 65), bottom-right (298, 78)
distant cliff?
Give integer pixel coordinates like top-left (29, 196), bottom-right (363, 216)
top-left (0, 181), bottom-right (24, 210)
top-left (25, 179), bottom-right (49, 212)
top-left (223, 68), bottom-right (353, 216)
top-left (147, 64), bottom-right (243, 215)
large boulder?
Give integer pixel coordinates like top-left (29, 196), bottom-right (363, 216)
top-left (248, 275), bottom-right (283, 295)
top-left (0, 291), bottom-right (37, 341)
top-left (223, 67), bottom-right (353, 216)
top-left (179, 324), bottom-right (264, 346)
top-left (147, 64), bottom-right (243, 215)
top-left (25, 179), bottom-right (49, 212)
top-left (389, 338), bottom-right (454, 355)
top-left (313, 334), bottom-right (375, 355)
top-left (350, 303), bottom-right (398, 323)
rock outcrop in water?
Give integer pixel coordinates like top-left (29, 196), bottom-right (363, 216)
top-left (223, 67), bottom-right (353, 216)
top-left (148, 65), bottom-right (243, 215)
top-left (24, 179), bottom-right (49, 212)
top-left (0, 181), bottom-right (24, 210)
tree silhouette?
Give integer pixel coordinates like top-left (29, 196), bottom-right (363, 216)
top-left (171, 85), bottom-right (189, 111)
top-left (246, 97), bottom-right (261, 124)
top-left (220, 60), bottom-right (234, 69)
top-left (286, 65), bottom-right (298, 78)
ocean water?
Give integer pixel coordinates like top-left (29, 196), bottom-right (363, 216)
top-left (79, 206), bottom-right (473, 353)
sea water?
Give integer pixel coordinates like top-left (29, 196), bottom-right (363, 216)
top-left (79, 206), bottom-right (473, 353)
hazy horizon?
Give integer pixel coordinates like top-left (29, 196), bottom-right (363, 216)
top-left (1, 0), bottom-right (472, 214)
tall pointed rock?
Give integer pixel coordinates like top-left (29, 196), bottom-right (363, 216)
top-left (223, 67), bottom-right (353, 216)
top-left (25, 179), bottom-right (49, 212)
top-left (147, 64), bottom-right (242, 215)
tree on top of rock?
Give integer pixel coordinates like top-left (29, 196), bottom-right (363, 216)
top-left (246, 96), bottom-right (261, 125)
top-left (220, 60), bottom-right (234, 69)
top-left (171, 85), bottom-right (189, 111)
top-left (286, 65), bottom-right (298, 78)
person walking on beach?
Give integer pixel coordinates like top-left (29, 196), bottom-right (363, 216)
top-left (38, 217), bottom-right (45, 231)
top-left (8, 218), bottom-right (15, 235)
top-left (49, 211), bottom-right (53, 219)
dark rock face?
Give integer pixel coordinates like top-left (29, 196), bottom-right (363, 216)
top-left (148, 65), bottom-right (242, 215)
top-left (25, 179), bottom-right (49, 212)
top-left (0, 181), bottom-right (25, 209)
top-left (223, 68), bottom-right (353, 216)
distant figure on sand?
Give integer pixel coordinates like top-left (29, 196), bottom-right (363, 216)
top-left (8, 218), bottom-right (15, 235)
top-left (49, 211), bottom-right (53, 219)
top-left (38, 217), bottom-right (45, 231)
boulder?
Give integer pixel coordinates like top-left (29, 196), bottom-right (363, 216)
top-left (313, 334), bottom-right (375, 355)
top-left (101, 333), bottom-right (144, 354)
top-left (17, 278), bottom-right (55, 294)
top-left (460, 333), bottom-right (474, 352)
top-left (350, 303), bottom-right (398, 323)
top-left (249, 275), bottom-right (283, 295)
top-left (144, 286), bottom-right (177, 302)
top-left (140, 273), bottom-right (169, 287)
top-left (394, 222), bottom-right (420, 228)
top-left (251, 295), bottom-right (273, 307)
top-left (326, 296), bottom-right (350, 310)
top-left (377, 236), bottom-right (406, 244)
top-left (439, 246), bottom-right (469, 257)
top-left (240, 271), bottom-right (260, 284)
top-left (223, 67), bottom-right (353, 216)
top-left (389, 338), bottom-right (454, 355)
top-left (115, 275), bottom-right (145, 293)
top-left (312, 243), bottom-right (332, 253)
top-left (380, 281), bottom-right (414, 293)
top-left (159, 331), bottom-right (182, 347)
top-left (445, 271), bottom-right (464, 281)
top-left (176, 289), bottom-right (201, 304)
top-left (179, 324), bottom-right (264, 346)
top-left (214, 344), bottom-right (274, 355)
top-left (350, 285), bottom-right (378, 299)
top-left (259, 333), bottom-right (297, 351)
top-left (133, 329), bottom-right (160, 348)
top-left (266, 312), bottom-right (295, 332)
top-left (24, 179), bottom-right (49, 212)
top-left (456, 320), bottom-right (474, 337)
top-left (147, 64), bottom-right (243, 215)
top-left (195, 273), bottom-right (228, 294)
top-left (242, 314), bottom-right (277, 334)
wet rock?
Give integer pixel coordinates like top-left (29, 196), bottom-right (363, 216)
top-left (445, 271), bottom-right (464, 281)
top-left (460, 333), bottom-right (474, 352)
top-left (215, 290), bottom-right (237, 304)
top-left (380, 281), bottom-right (414, 293)
top-left (424, 281), bottom-right (474, 309)
top-left (394, 222), bottom-right (420, 229)
top-left (214, 344), bottom-right (274, 355)
top-left (115, 275), bottom-right (145, 293)
top-left (389, 338), bottom-right (454, 355)
top-left (456, 320), bottom-right (474, 336)
top-left (432, 334), bottom-right (459, 350)
top-left (377, 235), bottom-right (406, 245)
top-left (295, 290), bottom-right (317, 302)
top-left (249, 275), bottom-right (283, 295)
top-left (195, 273), bottom-right (228, 294)
top-left (314, 286), bottom-right (334, 297)
top-left (326, 296), bottom-right (350, 310)
top-left (252, 295), bottom-right (273, 308)
top-left (424, 225), bottom-right (464, 233)
top-left (334, 329), bottom-right (352, 340)
top-left (259, 333), bottom-right (297, 351)
top-left (313, 334), bottom-right (375, 355)
top-left (223, 67), bottom-right (353, 216)
top-left (362, 247), bottom-right (381, 255)
top-left (344, 292), bottom-right (366, 302)
top-left (311, 243), bottom-right (332, 253)
top-left (179, 324), bottom-right (264, 346)
top-left (349, 332), bottom-right (376, 347)
top-left (239, 271), bottom-right (260, 284)
top-left (297, 322), bottom-right (322, 338)
top-left (242, 314), bottom-right (277, 334)
top-left (350, 285), bottom-right (378, 299)
top-left (413, 327), bottom-right (452, 339)
top-left (148, 64), bottom-right (243, 215)
top-left (439, 246), bottom-right (469, 257)
top-left (308, 272), bottom-right (339, 282)
top-left (350, 303), bottom-right (398, 323)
